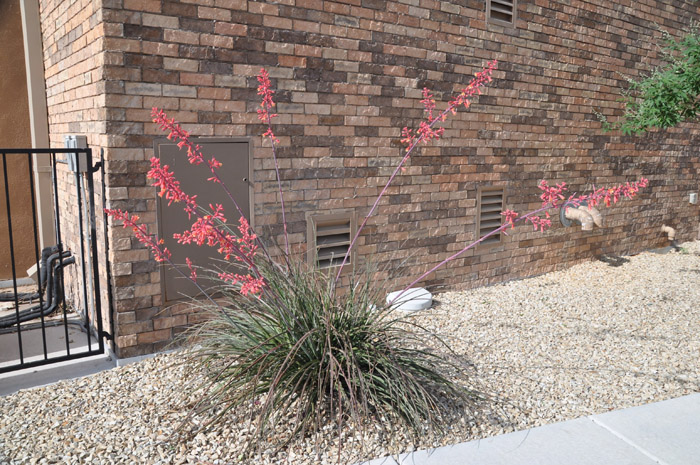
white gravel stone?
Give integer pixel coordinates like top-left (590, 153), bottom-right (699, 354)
top-left (1, 242), bottom-right (699, 464)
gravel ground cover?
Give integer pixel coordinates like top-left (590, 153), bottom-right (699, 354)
top-left (1, 242), bottom-right (699, 464)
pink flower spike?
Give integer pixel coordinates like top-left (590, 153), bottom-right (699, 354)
top-left (104, 209), bottom-right (172, 262)
top-left (218, 271), bottom-right (265, 296)
top-left (538, 180), bottom-right (568, 207)
top-left (257, 68), bottom-right (277, 126)
top-left (528, 215), bottom-right (552, 232)
top-left (185, 257), bottom-right (197, 282)
top-left (421, 87), bottom-right (437, 121)
top-left (501, 209), bottom-right (518, 229)
top-left (147, 157), bottom-right (198, 214)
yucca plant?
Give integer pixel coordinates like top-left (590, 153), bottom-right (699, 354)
top-left (183, 259), bottom-right (474, 452)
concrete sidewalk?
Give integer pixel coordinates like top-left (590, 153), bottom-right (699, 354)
top-left (361, 394), bottom-right (700, 465)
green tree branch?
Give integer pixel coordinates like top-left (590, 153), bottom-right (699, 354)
top-left (600, 24), bottom-right (700, 135)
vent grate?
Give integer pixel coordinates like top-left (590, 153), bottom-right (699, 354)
top-left (307, 213), bottom-right (354, 269)
top-left (477, 188), bottom-right (504, 246)
top-left (488, 0), bottom-right (516, 25)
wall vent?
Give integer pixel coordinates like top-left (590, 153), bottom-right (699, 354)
top-left (487, 0), bottom-right (516, 26)
top-left (307, 212), bottom-right (356, 269)
top-left (476, 187), bottom-right (505, 246)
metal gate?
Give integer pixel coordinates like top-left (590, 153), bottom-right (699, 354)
top-left (0, 148), bottom-right (106, 373)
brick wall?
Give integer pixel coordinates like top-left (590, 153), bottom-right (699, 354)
top-left (41, 0), bottom-right (700, 357)
top-left (40, 0), bottom-right (112, 346)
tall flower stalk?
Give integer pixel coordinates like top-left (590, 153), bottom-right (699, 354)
top-left (257, 69), bottom-right (289, 256)
top-left (334, 60), bottom-right (498, 284)
top-left (389, 179), bottom-right (649, 305)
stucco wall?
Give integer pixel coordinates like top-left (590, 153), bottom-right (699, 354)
top-left (0, 0), bottom-right (37, 280)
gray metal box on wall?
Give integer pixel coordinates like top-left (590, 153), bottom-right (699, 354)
top-left (63, 135), bottom-right (88, 172)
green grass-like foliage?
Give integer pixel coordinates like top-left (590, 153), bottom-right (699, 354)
top-left (185, 259), bottom-right (474, 452)
top-left (601, 23), bottom-right (700, 134)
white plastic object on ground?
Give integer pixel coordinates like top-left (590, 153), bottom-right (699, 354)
top-left (386, 287), bottom-right (433, 312)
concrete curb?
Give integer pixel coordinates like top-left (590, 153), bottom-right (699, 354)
top-left (359, 394), bottom-right (700, 465)
top-left (0, 352), bottom-right (115, 396)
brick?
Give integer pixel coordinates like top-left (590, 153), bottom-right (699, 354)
top-left (278, 55), bottom-right (307, 67)
top-left (123, 0), bottom-right (161, 12)
top-left (153, 315), bottom-right (188, 330)
top-left (137, 329), bottom-right (171, 344)
top-left (180, 98), bottom-right (214, 111)
top-left (112, 262), bottom-right (132, 276)
top-left (114, 249), bottom-right (151, 262)
top-left (249, 2), bottom-right (278, 15)
top-left (163, 57), bottom-right (199, 72)
top-left (265, 41), bottom-right (295, 55)
top-left (142, 13), bottom-right (179, 29)
top-left (197, 87), bottom-right (230, 99)
top-left (163, 29), bottom-right (199, 45)
top-left (142, 42), bottom-right (180, 57)
top-left (103, 37), bottom-right (142, 53)
top-left (293, 20), bottom-right (320, 33)
top-left (134, 283), bottom-right (161, 297)
top-left (304, 104), bottom-right (331, 115)
top-left (294, 44), bottom-right (322, 57)
top-left (200, 34), bottom-right (234, 48)
top-left (200, 61), bottom-right (232, 74)
top-left (163, 85), bottom-right (197, 98)
top-left (120, 321), bottom-right (153, 336)
top-left (124, 82), bottom-right (162, 96)
top-left (263, 15), bottom-right (293, 29)
top-left (105, 94), bottom-right (143, 108)
top-left (180, 73), bottom-right (215, 86)
top-left (116, 335), bottom-right (137, 348)
top-left (214, 0), bottom-right (246, 8)
top-left (198, 6), bottom-right (231, 21)
top-left (214, 22), bottom-right (247, 36)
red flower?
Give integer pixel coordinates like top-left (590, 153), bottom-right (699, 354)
top-left (538, 180), bottom-right (567, 207)
top-left (420, 87), bottom-right (437, 121)
top-left (257, 69), bottom-right (279, 143)
top-left (186, 257), bottom-right (197, 282)
top-left (151, 108), bottom-right (227, 175)
top-left (218, 272), bottom-right (265, 296)
top-left (236, 217), bottom-right (258, 262)
top-left (400, 127), bottom-right (416, 151)
top-left (528, 215), bottom-right (552, 232)
top-left (148, 157), bottom-right (198, 217)
top-left (501, 209), bottom-right (519, 228)
top-left (401, 60), bottom-right (497, 153)
top-left (417, 120), bottom-right (445, 145)
top-left (105, 209), bottom-right (171, 263)
top-left (152, 108), bottom-right (205, 166)
top-left (449, 60), bottom-right (497, 110)
top-left (581, 178), bottom-right (649, 209)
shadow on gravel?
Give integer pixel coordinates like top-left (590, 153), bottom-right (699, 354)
top-left (597, 254), bottom-right (630, 267)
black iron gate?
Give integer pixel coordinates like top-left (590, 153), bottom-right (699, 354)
top-left (0, 148), bottom-right (107, 374)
